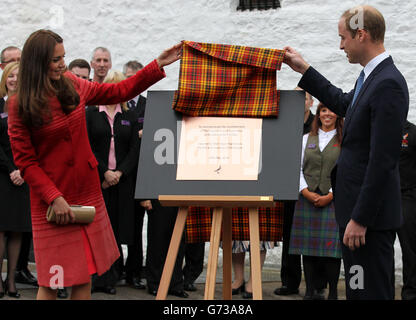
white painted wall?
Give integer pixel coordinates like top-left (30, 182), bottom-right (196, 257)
top-left (1, 0), bottom-right (415, 118)
top-left (2, 0), bottom-right (410, 281)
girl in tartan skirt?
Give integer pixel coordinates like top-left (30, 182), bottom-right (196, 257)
top-left (289, 102), bottom-right (344, 300)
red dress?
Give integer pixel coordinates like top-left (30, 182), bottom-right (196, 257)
top-left (8, 60), bottom-right (165, 287)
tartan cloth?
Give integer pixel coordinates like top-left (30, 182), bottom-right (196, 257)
top-left (289, 194), bottom-right (341, 258)
top-left (173, 41), bottom-right (286, 117)
top-left (185, 202), bottom-right (284, 243)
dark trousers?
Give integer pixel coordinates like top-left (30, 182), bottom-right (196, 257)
top-left (16, 232), bottom-right (32, 271)
top-left (302, 255), bottom-right (341, 298)
top-left (397, 196), bottom-right (416, 300)
top-left (340, 227), bottom-right (396, 300)
top-left (125, 201), bottom-right (145, 279)
top-left (280, 201), bottom-right (302, 289)
top-left (183, 243), bottom-right (205, 285)
top-left (146, 201), bottom-right (185, 292)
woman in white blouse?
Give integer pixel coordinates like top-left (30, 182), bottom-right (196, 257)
top-left (289, 102), bottom-right (344, 300)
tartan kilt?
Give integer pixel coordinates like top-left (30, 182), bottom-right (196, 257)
top-left (289, 194), bottom-right (341, 258)
top-left (185, 202), bottom-right (284, 243)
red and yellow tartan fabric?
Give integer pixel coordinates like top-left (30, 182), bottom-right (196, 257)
top-left (173, 41), bottom-right (286, 118)
top-left (185, 202), bottom-right (284, 243)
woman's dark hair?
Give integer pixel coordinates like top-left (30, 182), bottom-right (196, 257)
top-left (17, 29), bottom-right (80, 127)
top-left (310, 102), bottom-right (344, 144)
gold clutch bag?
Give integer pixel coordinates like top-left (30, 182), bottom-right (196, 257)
top-left (46, 205), bottom-right (96, 224)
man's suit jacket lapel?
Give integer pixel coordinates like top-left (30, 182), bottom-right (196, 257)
top-left (342, 57), bottom-right (394, 141)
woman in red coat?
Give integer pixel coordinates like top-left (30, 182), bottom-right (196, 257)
top-left (7, 29), bottom-right (181, 300)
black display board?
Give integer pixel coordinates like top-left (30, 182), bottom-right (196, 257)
top-left (135, 90), bottom-right (305, 201)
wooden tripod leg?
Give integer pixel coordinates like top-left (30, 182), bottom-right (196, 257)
top-left (222, 207), bottom-right (233, 300)
top-left (204, 207), bottom-right (223, 300)
top-left (249, 208), bottom-right (262, 300)
top-left (156, 207), bottom-right (188, 300)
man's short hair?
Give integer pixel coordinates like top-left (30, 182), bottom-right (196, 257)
top-left (1, 46), bottom-right (20, 63)
top-left (342, 5), bottom-right (385, 43)
top-left (91, 47), bottom-right (112, 61)
top-left (123, 60), bottom-right (144, 74)
top-left (68, 59), bottom-right (91, 73)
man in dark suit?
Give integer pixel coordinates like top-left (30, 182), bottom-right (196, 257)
top-left (122, 60), bottom-right (147, 290)
top-left (397, 120), bottom-right (416, 300)
top-left (283, 5), bottom-right (409, 299)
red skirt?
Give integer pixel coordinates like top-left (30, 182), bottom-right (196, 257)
top-left (81, 227), bottom-right (97, 275)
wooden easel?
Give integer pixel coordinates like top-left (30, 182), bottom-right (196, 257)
top-left (155, 195), bottom-right (274, 300)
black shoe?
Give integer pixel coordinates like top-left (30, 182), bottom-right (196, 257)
top-left (312, 289), bottom-right (325, 300)
top-left (119, 271), bottom-right (127, 281)
top-left (232, 282), bottom-right (245, 295)
top-left (4, 279), bottom-right (20, 298)
top-left (184, 283), bottom-right (197, 292)
top-left (126, 276), bottom-right (146, 290)
top-left (92, 285), bottom-right (116, 295)
top-left (303, 293), bottom-right (314, 300)
top-left (242, 291), bottom-right (253, 299)
top-left (57, 287), bottom-right (69, 299)
top-left (274, 286), bottom-right (299, 296)
top-left (327, 293), bottom-right (338, 300)
top-left (15, 269), bottom-right (38, 286)
top-left (168, 290), bottom-right (189, 298)
top-left (148, 289), bottom-right (157, 296)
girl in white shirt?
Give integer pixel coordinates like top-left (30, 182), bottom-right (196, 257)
top-left (289, 102), bottom-right (344, 300)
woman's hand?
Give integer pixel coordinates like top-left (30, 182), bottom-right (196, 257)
top-left (10, 170), bottom-right (25, 186)
top-left (156, 42), bottom-right (183, 69)
top-left (301, 188), bottom-right (320, 204)
top-left (51, 196), bottom-right (75, 225)
top-left (313, 193), bottom-right (333, 208)
top-left (140, 200), bottom-right (153, 211)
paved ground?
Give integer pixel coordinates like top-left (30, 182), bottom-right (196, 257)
top-left (1, 264), bottom-right (403, 301)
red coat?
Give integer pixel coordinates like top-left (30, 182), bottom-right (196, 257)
top-left (8, 60), bottom-right (165, 287)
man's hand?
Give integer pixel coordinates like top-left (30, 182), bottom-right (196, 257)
top-left (104, 170), bottom-right (120, 186)
top-left (114, 170), bottom-right (123, 180)
top-left (51, 196), bottom-right (75, 225)
top-left (10, 170), bottom-right (24, 186)
top-left (283, 46), bottom-right (310, 74)
top-left (343, 219), bottom-right (367, 250)
top-left (156, 42), bottom-right (183, 69)
top-left (140, 200), bottom-right (153, 211)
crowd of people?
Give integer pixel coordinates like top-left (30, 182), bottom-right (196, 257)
top-left (0, 4), bottom-right (415, 301)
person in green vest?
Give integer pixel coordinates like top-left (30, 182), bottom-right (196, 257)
top-left (288, 102), bottom-right (344, 300)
